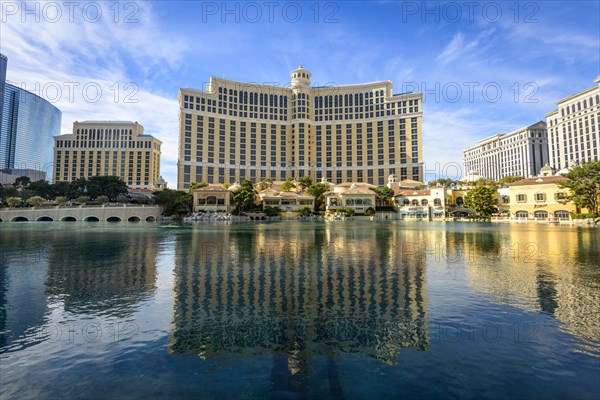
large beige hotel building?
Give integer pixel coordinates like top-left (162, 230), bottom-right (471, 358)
top-left (53, 121), bottom-right (162, 189)
top-left (177, 66), bottom-right (423, 189)
top-left (546, 77), bottom-right (600, 170)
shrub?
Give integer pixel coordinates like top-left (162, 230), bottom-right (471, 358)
top-left (55, 196), bottom-right (67, 205)
top-left (116, 194), bottom-right (129, 203)
top-left (27, 196), bottom-right (45, 207)
top-left (76, 195), bottom-right (90, 204)
top-left (6, 196), bottom-right (23, 208)
top-left (96, 195), bottom-right (110, 204)
top-left (365, 207), bottom-right (376, 216)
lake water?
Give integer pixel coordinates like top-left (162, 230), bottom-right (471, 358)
top-left (0, 221), bottom-right (598, 399)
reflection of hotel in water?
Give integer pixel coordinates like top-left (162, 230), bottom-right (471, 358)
top-left (1, 230), bottom-right (158, 350)
top-left (458, 226), bottom-right (600, 355)
top-left (169, 226), bottom-right (429, 365)
top-left (45, 231), bottom-right (158, 314)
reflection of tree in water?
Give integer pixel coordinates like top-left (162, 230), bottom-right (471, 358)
top-left (45, 231), bottom-right (157, 315)
top-left (169, 226), bottom-right (429, 371)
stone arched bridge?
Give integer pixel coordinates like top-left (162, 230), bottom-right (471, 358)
top-left (0, 205), bottom-right (162, 223)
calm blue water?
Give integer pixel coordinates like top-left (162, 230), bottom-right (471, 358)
top-left (0, 221), bottom-right (598, 399)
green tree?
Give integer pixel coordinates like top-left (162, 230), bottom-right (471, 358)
top-left (307, 182), bottom-right (330, 211)
top-left (370, 186), bottom-right (395, 206)
top-left (14, 176), bottom-right (31, 189)
top-left (297, 176), bottom-right (313, 191)
top-left (232, 180), bottom-right (256, 214)
top-left (281, 178), bottom-right (296, 192)
top-left (27, 196), bottom-right (45, 207)
top-left (257, 179), bottom-right (273, 191)
top-left (86, 176), bottom-right (128, 200)
top-left (365, 207), bottom-right (376, 216)
top-left (299, 205), bottom-right (312, 216)
top-left (263, 206), bottom-right (281, 217)
top-left (499, 175), bottom-right (524, 185)
top-left (69, 178), bottom-right (89, 199)
top-left (153, 189), bottom-right (192, 216)
top-left (6, 197), bottom-right (23, 208)
top-left (428, 178), bottom-right (456, 187)
top-left (559, 160), bottom-right (600, 216)
top-left (464, 186), bottom-right (498, 220)
top-left (28, 180), bottom-right (52, 198)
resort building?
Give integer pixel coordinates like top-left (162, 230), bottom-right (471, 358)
top-left (463, 121), bottom-right (549, 181)
top-left (324, 182), bottom-right (377, 214)
top-left (546, 77), bottom-right (600, 170)
top-left (53, 121), bottom-right (162, 189)
top-left (258, 188), bottom-right (315, 212)
top-left (505, 171), bottom-right (579, 221)
top-left (1, 54), bottom-right (62, 182)
top-left (395, 185), bottom-right (446, 220)
top-left (192, 184), bottom-right (235, 213)
top-left (177, 65), bottom-right (423, 189)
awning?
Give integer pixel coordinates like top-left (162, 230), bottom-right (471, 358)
top-left (433, 210), bottom-right (445, 214)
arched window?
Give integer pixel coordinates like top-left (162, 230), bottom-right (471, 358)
top-left (516, 210), bottom-right (528, 218)
top-left (534, 210), bottom-right (548, 219)
top-left (364, 199), bottom-right (372, 206)
top-left (555, 210), bottom-right (570, 220)
top-left (434, 198), bottom-right (442, 206)
top-left (207, 196), bottom-right (217, 205)
top-left (456, 197), bottom-right (464, 206)
top-left (346, 199), bottom-right (354, 206)
top-left (412, 199), bottom-right (419, 206)
top-left (421, 199), bottom-right (428, 206)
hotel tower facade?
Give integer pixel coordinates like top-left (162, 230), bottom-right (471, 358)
top-left (177, 66), bottom-right (423, 189)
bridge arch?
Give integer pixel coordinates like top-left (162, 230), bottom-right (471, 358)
top-left (60, 216), bottom-right (77, 221)
top-left (128, 216), bottom-right (141, 222)
top-left (11, 216), bottom-right (30, 222)
top-left (107, 216), bottom-right (122, 222)
top-left (145, 216), bottom-right (156, 222)
top-left (36, 216), bottom-right (54, 222)
top-left (84, 216), bottom-right (100, 222)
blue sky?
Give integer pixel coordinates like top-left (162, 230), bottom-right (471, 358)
top-left (2, 0), bottom-right (598, 185)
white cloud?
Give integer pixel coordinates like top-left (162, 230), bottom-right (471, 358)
top-left (1, 1), bottom-right (186, 186)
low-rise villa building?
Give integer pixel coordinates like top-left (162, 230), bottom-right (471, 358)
top-left (192, 185), bottom-right (234, 213)
top-left (258, 188), bottom-right (315, 212)
top-left (325, 183), bottom-right (376, 214)
top-left (395, 186), bottom-right (447, 220)
top-left (505, 174), bottom-right (579, 221)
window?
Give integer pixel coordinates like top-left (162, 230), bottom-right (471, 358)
top-left (516, 193), bottom-right (527, 202)
top-left (501, 195), bottom-right (510, 204)
top-left (554, 192), bottom-right (567, 200)
top-left (554, 210), bottom-right (570, 220)
top-left (421, 199), bottom-right (428, 206)
top-left (433, 198), bottom-right (442, 206)
top-left (516, 210), bottom-right (528, 218)
top-left (535, 193), bottom-right (546, 202)
top-left (534, 210), bottom-right (548, 220)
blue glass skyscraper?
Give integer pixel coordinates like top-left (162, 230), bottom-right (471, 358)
top-left (0, 54), bottom-right (62, 180)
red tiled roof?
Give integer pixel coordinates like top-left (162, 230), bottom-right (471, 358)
top-left (507, 176), bottom-right (567, 186)
top-left (395, 189), bottom-right (431, 196)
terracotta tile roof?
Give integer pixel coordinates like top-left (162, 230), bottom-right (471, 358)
top-left (507, 176), bottom-right (567, 186)
top-left (193, 185), bottom-right (229, 191)
top-left (395, 189), bottom-right (431, 196)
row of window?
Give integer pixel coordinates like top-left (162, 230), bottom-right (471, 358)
top-left (514, 192), bottom-right (567, 202)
